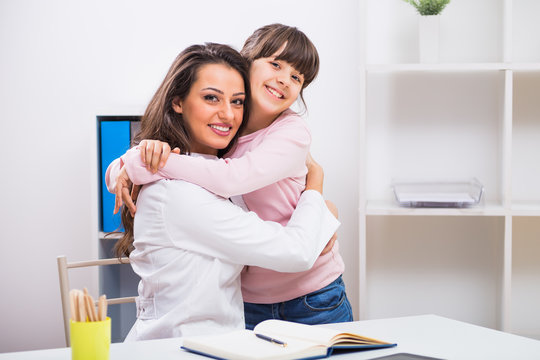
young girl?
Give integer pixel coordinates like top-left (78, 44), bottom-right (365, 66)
top-left (108, 24), bottom-right (353, 329)
top-left (116, 42), bottom-right (339, 341)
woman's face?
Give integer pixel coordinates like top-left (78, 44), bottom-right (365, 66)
top-left (249, 43), bottom-right (304, 119)
top-left (172, 63), bottom-right (246, 155)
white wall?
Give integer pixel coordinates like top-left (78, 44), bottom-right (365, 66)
top-left (0, 0), bottom-right (360, 352)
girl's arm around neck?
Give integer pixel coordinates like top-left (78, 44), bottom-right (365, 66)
top-left (105, 158), bottom-right (123, 193)
top-left (123, 115), bottom-right (311, 198)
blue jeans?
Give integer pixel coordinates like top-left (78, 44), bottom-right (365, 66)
top-left (244, 275), bottom-right (353, 330)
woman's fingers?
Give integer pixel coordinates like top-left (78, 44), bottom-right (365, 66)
top-left (320, 233), bottom-right (337, 256)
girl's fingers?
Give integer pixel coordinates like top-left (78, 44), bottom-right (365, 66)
top-left (141, 139), bottom-right (175, 172)
top-left (158, 143), bottom-right (172, 170)
top-left (114, 176), bottom-right (125, 214)
top-left (121, 186), bottom-right (136, 217)
top-left (150, 142), bottom-right (167, 173)
top-left (114, 168), bottom-right (133, 215)
top-left (131, 184), bottom-right (141, 204)
top-left (114, 192), bottom-right (122, 214)
top-left (123, 185), bottom-right (140, 216)
top-left (145, 141), bottom-right (156, 171)
top-left (139, 140), bottom-right (147, 165)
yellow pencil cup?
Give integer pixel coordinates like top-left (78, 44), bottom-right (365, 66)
top-left (70, 317), bottom-right (111, 360)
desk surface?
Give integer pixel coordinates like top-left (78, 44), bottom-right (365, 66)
top-left (2, 315), bottom-right (540, 360)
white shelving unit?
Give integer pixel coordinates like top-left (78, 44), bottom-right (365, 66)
top-left (359, 0), bottom-right (540, 339)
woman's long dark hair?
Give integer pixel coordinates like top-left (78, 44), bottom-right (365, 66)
top-left (114, 43), bottom-right (250, 258)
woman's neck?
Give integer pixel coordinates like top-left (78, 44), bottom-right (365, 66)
top-left (189, 147), bottom-right (218, 157)
top-left (241, 107), bottom-right (282, 136)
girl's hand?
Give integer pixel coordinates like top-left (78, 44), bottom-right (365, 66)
top-left (305, 153), bottom-right (323, 194)
top-left (139, 139), bottom-right (180, 174)
top-left (113, 167), bottom-right (140, 217)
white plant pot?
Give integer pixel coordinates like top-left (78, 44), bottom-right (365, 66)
top-left (418, 15), bottom-right (440, 63)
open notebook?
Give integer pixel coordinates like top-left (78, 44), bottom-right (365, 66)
top-left (181, 319), bottom-right (396, 360)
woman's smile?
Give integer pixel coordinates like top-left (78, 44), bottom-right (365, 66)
top-left (172, 63), bottom-right (245, 155)
top-left (208, 123), bottom-right (233, 136)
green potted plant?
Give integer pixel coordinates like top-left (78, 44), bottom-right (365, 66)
top-left (403, 0), bottom-right (451, 63)
top-left (403, 0), bottom-right (450, 16)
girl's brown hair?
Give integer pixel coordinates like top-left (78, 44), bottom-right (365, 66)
top-left (240, 23), bottom-right (319, 110)
top-left (115, 43), bottom-right (250, 258)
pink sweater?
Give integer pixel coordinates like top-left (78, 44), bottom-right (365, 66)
top-left (107, 109), bottom-right (344, 303)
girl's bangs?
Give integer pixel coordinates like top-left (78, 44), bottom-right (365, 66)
top-left (274, 36), bottom-right (319, 85)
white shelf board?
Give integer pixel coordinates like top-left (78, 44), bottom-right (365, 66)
top-left (511, 63), bottom-right (540, 71)
top-left (364, 63), bottom-right (511, 72)
top-left (364, 63), bottom-right (540, 73)
top-left (511, 201), bottom-right (540, 216)
top-left (366, 200), bottom-right (505, 216)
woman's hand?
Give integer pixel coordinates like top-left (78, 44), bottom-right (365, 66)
top-left (304, 153), bottom-right (324, 194)
top-left (305, 154), bottom-right (337, 255)
top-left (320, 200), bottom-right (338, 256)
top-left (113, 167), bottom-right (140, 217)
top-left (139, 139), bottom-right (180, 173)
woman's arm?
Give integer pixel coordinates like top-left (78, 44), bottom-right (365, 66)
top-left (124, 115), bottom-right (311, 198)
top-left (160, 184), bottom-right (339, 273)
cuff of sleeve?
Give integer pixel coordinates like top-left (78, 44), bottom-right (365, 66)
top-left (300, 190), bottom-right (341, 256)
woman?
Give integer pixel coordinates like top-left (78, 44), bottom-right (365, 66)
top-left (116, 43), bottom-right (339, 341)
top-left (111, 24), bottom-right (352, 330)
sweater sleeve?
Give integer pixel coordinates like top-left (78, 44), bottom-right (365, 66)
top-left (123, 115), bottom-right (311, 198)
top-left (104, 157), bottom-right (123, 194)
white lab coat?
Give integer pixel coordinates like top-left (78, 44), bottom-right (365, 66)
top-left (125, 157), bottom-right (339, 341)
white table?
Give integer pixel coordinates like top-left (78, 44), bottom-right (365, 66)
top-left (2, 315), bottom-right (540, 359)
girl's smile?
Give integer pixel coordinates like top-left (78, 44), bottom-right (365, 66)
top-left (265, 85), bottom-right (285, 99)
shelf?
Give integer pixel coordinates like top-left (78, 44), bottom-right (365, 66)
top-left (365, 71), bottom-right (504, 207)
top-left (365, 63), bottom-right (540, 73)
top-left (512, 63), bottom-right (540, 72)
top-left (366, 200), bottom-right (505, 216)
top-left (511, 217), bottom-right (540, 340)
top-left (366, 216), bottom-right (504, 329)
top-left (365, 63), bottom-right (510, 72)
top-left (513, 0), bottom-right (540, 63)
top-left (512, 72), bottom-right (540, 205)
top-left (511, 202), bottom-right (540, 216)
top-left (361, 0), bottom-right (539, 335)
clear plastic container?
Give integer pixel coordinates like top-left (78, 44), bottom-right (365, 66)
top-left (392, 178), bottom-right (484, 208)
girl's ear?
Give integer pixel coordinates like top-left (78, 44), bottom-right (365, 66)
top-left (172, 96), bottom-right (183, 114)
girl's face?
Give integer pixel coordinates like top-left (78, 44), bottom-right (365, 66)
top-left (249, 43), bottom-right (304, 119)
top-left (172, 63), bottom-right (246, 156)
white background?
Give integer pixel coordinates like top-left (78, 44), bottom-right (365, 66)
top-left (0, 0), bottom-right (361, 352)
